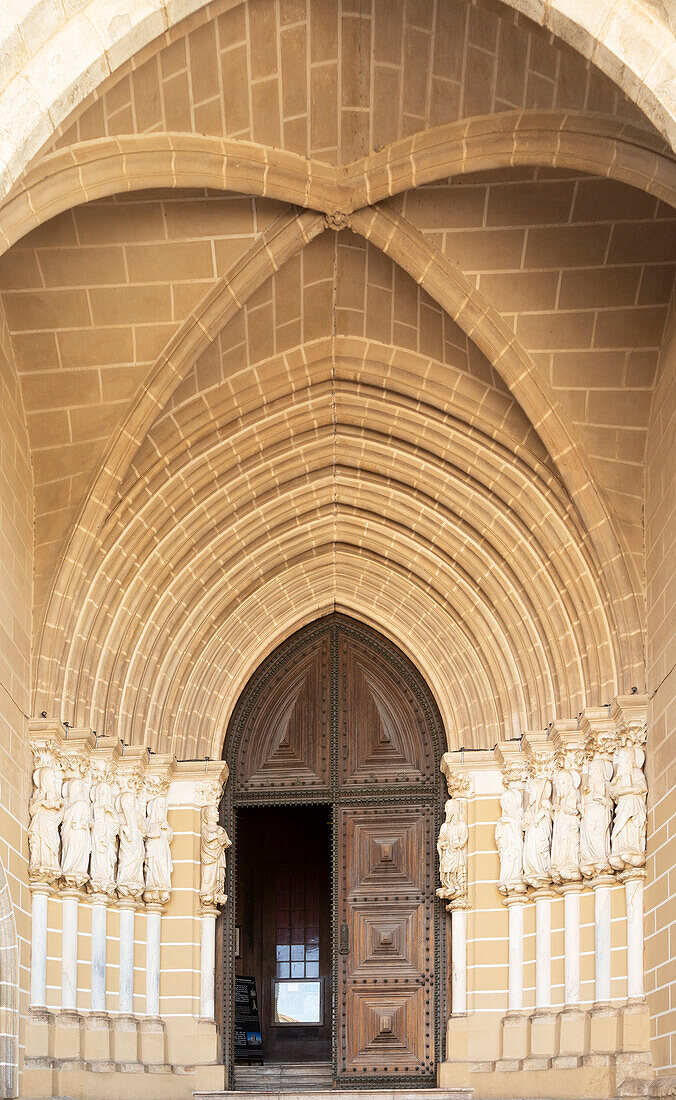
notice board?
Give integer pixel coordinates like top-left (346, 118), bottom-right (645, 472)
top-left (234, 976), bottom-right (263, 1064)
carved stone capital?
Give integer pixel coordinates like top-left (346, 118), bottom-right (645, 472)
top-left (523, 731), bottom-right (557, 779)
top-left (495, 742), bottom-right (528, 788)
top-left (440, 755), bottom-right (475, 798)
top-left (196, 779), bottom-right (225, 807)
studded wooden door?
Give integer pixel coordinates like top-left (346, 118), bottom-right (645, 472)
top-left (223, 614), bottom-right (444, 1088)
top-left (336, 804), bottom-right (436, 1081)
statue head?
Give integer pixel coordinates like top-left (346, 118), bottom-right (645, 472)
top-left (444, 798), bottom-right (461, 823)
top-left (500, 787), bottom-right (522, 819)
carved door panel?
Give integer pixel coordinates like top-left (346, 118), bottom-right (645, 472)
top-left (336, 805), bottom-right (436, 1082)
top-left (337, 629), bottom-right (434, 789)
top-left (235, 631), bottom-right (330, 794)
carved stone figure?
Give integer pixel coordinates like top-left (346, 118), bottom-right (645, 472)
top-left (495, 787), bottom-right (525, 894)
top-left (200, 804), bottom-right (231, 909)
top-left (580, 757), bottom-right (613, 878)
top-left (522, 777), bottom-right (553, 889)
top-left (116, 788), bottom-right (146, 900)
top-left (436, 798), bottom-right (468, 908)
top-left (550, 766), bottom-right (581, 884)
top-left (144, 794), bottom-right (173, 905)
top-left (28, 765), bottom-right (63, 883)
top-left (610, 745), bottom-right (647, 872)
top-left (89, 780), bottom-right (119, 894)
top-left (60, 777), bottom-right (91, 888)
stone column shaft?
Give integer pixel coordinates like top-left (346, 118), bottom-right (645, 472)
top-left (90, 897), bottom-right (107, 1012)
top-left (61, 892), bottom-right (79, 1010)
top-left (534, 891), bottom-right (552, 1010)
top-left (119, 906), bottom-right (135, 1015)
top-left (30, 889), bottom-right (49, 1008)
top-left (506, 897), bottom-right (526, 1012)
top-left (562, 884), bottom-right (582, 1006)
top-left (451, 908), bottom-right (467, 1014)
top-left (146, 908), bottom-right (162, 1017)
top-left (593, 879), bottom-right (613, 1004)
top-left (200, 911), bottom-right (217, 1019)
top-left (625, 874), bottom-right (645, 1001)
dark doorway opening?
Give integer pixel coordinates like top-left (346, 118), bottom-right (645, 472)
top-left (235, 804), bottom-right (332, 1064)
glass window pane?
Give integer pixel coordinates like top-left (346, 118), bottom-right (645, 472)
top-left (306, 945), bottom-right (319, 961)
top-left (291, 961), bottom-right (305, 978)
top-left (276, 945), bottom-right (290, 961)
top-left (274, 980), bottom-right (322, 1025)
top-left (306, 961), bottom-right (319, 977)
top-left (277, 962), bottom-right (290, 978)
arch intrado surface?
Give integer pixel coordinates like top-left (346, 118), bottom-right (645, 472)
top-left (221, 613), bottom-right (445, 1086)
top-left (1, 0), bottom-right (675, 202)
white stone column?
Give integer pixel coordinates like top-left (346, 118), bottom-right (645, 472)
top-left (561, 883), bottom-right (582, 1006)
top-left (505, 895), bottom-right (526, 1012)
top-left (61, 890), bottom-right (79, 1010)
top-left (146, 906), bottom-right (162, 1017)
top-left (200, 908), bottom-right (217, 1019)
top-left (118, 904), bottom-right (136, 1016)
top-left (593, 877), bottom-right (613, 1005)
top-left (451, 907), bottom-right (467, 1014)
top-left (30, 887), bottom-right (49, 1007)
top-left (90, 895), bottom-right (108, 1012)
top-left (625, 872), bottom-right (645, 1001)
top-left (533, 889), bottom-right (553, 1010)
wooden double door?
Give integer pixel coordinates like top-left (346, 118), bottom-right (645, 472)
top-left (223, 614), bottom-right (444, 1087)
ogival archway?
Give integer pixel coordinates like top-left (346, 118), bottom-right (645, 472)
top-left (221, 613), bottom-right (446, 1089)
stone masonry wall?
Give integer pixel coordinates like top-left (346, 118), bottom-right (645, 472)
top-left (645, 292), bottom-right (676, 1073)
top-left (0, 301), bottom-right (32, 1092)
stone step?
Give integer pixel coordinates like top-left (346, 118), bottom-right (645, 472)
top-left (195, 1090), bottom-right (473, 1100)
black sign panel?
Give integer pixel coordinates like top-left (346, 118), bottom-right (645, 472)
top-left (234, 976), bottom-right (263, 1063)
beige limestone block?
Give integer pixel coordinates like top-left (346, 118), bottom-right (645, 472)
top-left (528, 1010), bottom-right (557, 1061)
top-left (111, 1014), bottom-right (139, 1063)
top-left (81, 1012), bottom-right (112, 1063)
top-left (138, 1015), bottom-right (166, 1065)
top-left (53, 1010), bottom-right (82, 1061)
top-left (557, 1006), bottom-right (589, 1058)
top-left (501, 1012), bottom-right (529, 1061)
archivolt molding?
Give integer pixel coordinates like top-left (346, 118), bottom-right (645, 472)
top-left (1, 111), bottom-right (674, 259)
top-left (35, 329), bottom-right (625, 755)
top-left (0, 0), bottom-right (674, 206)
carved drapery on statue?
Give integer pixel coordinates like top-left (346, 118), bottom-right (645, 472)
top-left (437, 758), bottom-right (473, 910)
top-left (28, 759), bottom-right (63, 886)
top-left (495, 788), bottom-right (526, 896)
top-left (494, 696), bottom-right (648, 904)
top-left (28, 726), bottom-right (179, 910)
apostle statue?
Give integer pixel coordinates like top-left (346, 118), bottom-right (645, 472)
top-left (550, 765), bottom-right (581, 884)
top-left (28, 764), bottom-right (63, 883)
top-left (610, 745), bottom-right (647, 872)
top-left (60, 777), bottom-right (91, 889)
top-left (144, 793), bottom-right (173, 905)
top-left (495, 787), bottom-right (525, 894)
top-left (436, 798), bottom-right (469, 908)
top-left (199, 804), bottom-right (231, 909)
top-left (116, 788), bottom-right (146, 901)
top-left (90, 779), bottom-right (119, 894)
top-left (580, 757), bottom-right (613, 879)
top-left (522, 776), bottom-right (553, 889)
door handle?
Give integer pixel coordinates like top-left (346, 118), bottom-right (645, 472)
top-left (339, 921), bottom-right (350, 955)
